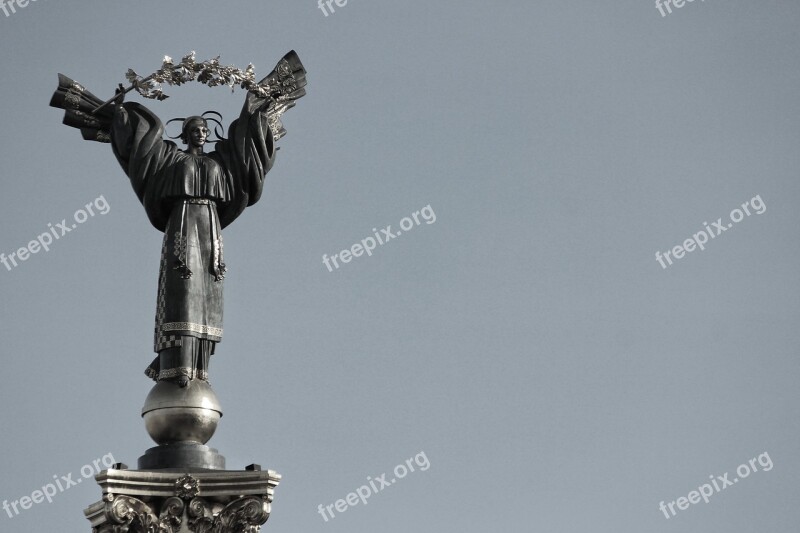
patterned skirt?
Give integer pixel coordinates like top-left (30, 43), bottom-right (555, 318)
top-left (145, 199), bottom-right (226, 382)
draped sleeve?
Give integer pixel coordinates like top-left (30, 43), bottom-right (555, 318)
top-left (209, 92), bottom-right (277, 229)
top-left (110, 102), bottom-right (183, 232)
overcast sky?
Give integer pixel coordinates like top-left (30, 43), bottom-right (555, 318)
top-left (1, 1), bottom-right (799, 531)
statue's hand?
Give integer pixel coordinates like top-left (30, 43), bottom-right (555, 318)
top-left (113, 83), bottom-right (126, 106)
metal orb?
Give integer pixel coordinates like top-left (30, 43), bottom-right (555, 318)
top-left (142, 380), bottom-right (222, 445)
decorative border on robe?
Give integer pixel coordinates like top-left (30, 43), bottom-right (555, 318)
top-left (157, 367), bottom-right (209, 381)
top-left (159, 322), bottom-right (223, 338)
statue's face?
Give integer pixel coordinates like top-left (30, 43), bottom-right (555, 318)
top-left (186, 121), bottom-right (209, 148)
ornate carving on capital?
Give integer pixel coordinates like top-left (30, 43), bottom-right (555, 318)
top-left (97, 494), bottom-right (183, 533)
top-left (218, 496), bottom-right (271, 532)
top-left (86, 469), bottom-right (278, 532)
top-left (188, 497), bottom-right (215, 531)
top-left (190, 496), bottom-right (271, 533)
top-left (89, 494), bottom-right (271, 533)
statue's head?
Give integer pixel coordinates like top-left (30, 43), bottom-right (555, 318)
top-left (181, 116), bottom-right (209, 148)
top-left (167, 112), bottom-right (224, 149)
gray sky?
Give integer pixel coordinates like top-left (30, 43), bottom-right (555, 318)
top-left (1, 0), bottom-right (799, 531)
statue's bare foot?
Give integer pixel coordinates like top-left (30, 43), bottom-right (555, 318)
top-left (176, 376), bottom-right (189, 388)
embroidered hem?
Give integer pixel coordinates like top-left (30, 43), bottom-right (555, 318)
top-left (146, 366), bottom-right (209, 382)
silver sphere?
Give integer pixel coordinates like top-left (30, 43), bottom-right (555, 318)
top-left (142, 380), bottom-right (222, 445)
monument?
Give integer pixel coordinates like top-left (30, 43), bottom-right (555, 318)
top-left (50, 50), bottom-right (307, 532)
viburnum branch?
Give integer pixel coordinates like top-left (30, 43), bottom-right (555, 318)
top-left (128, 51), bottom-right (273, 99)
top-left (93, 52), bottom-right (280, 114)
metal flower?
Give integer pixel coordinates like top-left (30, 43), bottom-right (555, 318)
top-left (175, 475), bottom-right (200, 499)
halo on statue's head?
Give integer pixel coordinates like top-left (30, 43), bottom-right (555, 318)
top-left (166, 111), bottom-right (226, 144)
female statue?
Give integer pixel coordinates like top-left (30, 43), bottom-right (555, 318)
top-left (51, 52), bottom-right (306, 387)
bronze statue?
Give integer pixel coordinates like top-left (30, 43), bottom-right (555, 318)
top-left (51, 51), bottom-right (307, 387)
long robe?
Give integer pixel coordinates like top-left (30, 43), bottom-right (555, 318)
top-left (110, 95), bottom-right (276, 381)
